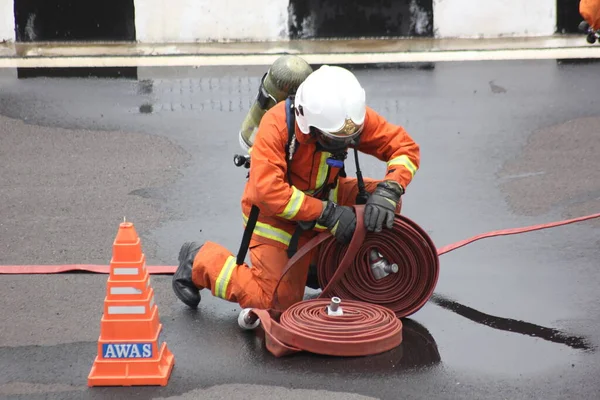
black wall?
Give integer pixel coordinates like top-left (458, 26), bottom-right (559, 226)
top-left (14, 0), bottom-right (135, 42)
top-left (557, 0), bottom-right (584, 33)
top-left (289, 0), bottom-right (433, 39)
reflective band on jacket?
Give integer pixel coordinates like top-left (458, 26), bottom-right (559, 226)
top-left (315, 152), bottom-right (331, 189)
top-left (243, 213), bottom-right (292, 246)
top-left (306, 152), bottom-right (332, 195)
top-left (243, 152), bottom-right (337, 243)
top-left (387, 155), bottom-right (418, 177)
top-left (215, 256), bottom-right (237, 299)
top-left (277, 186), bottom-right (305, 219)
top-left (314, 223), bottom-right (327, 231)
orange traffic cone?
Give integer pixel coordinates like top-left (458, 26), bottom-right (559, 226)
top-left (88, 220), bottom-right (175, 387)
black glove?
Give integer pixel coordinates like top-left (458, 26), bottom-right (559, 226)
top-left (317, 201), bottom-right (357, 244)
top-left (364, 181), bottom-right (404, 232)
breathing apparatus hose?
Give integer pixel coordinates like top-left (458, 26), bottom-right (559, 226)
top-left (247, 207), bottom-right (600, 357)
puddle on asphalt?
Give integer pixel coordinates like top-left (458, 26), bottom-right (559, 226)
top-left (176, 292), bottom-right (595, 380)
top-left (497, 116), bottom-right (600, 226)
top-left (425, 293), bottom-right (596, 376)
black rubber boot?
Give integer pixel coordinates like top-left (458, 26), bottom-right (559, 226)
top-left (304, 263), bottom-right (322, 300)
top-left (305, 263), bottom-right (320, 289)
top-left (172, 241), bottom-right (203, 308)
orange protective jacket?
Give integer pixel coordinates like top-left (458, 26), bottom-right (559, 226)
top-left (581, 0), bottom-right (600, 29)
top-left (241, 100), bottom-right (420, 249)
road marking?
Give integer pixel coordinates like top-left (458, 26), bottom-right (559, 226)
top-left (1, 47), bottom-right (600, 68)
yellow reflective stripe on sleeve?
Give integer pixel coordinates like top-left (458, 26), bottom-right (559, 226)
top-left (242, 214), bottom-right (292, 246)
top-left (315, 223), bottom-right (328, 231)
top-left (215, 256), bottom-right (236, 299)
top-left (387, 155), bottom-right (418, 177)
top-left (276, 186), bottom-right (305, 219)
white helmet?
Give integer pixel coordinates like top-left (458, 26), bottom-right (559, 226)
top-left (294, 65), bottom-right (366, 151)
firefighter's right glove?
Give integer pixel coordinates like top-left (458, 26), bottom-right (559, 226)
top-left (364, 180), bottom-right (403, 232)
top-left (317, 201), bottom-right (356, 245)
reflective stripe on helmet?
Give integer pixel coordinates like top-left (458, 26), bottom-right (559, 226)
top-left (215, 256), bottom-right (237, 299)
top-left (387, 155), bottom-right (418, 177)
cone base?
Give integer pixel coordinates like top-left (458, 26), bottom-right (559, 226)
top-left (87, 343), bottom-right (174, 387)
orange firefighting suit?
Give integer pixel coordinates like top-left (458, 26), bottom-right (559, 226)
top-left (191, 101), bottom-right (420, 310)
top-left (581, 0), bottom-right (600, 29)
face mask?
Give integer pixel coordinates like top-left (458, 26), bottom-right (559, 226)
top-left (312, 126), bottom-right (362, 153)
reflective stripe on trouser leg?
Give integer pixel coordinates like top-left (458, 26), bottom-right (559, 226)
top-left (214, 256), bottom-right (237, 299)
top-left (191, 241), bottom-right (274, 309)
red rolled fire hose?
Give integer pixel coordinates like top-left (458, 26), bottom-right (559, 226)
top-left (250, 206), bottom-right (600, 357)
top-left (250, 298), bottom-right (403, 357)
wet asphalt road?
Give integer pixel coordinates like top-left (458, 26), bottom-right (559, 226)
top-left (0, 60), bottom-right (599, 399)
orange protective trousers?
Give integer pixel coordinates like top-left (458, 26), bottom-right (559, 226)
top-left (581, 0), bottom-right (600, 29)
top-left (191, 176), bottom-right (400, 310)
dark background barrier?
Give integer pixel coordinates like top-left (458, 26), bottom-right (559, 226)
top-left (13, 0), bottom-right (136, 42)
top-left (288, 0), bottom-right (434, 39)
top-left (557, 0), bottom-right (586, 33)
top-left (9, 0), bottom-right (589, 42)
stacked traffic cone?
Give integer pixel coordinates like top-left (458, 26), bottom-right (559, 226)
top-left (88, 220), bottom-right (175, 387)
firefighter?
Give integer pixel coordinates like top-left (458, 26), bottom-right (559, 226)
top-left (172, 64), bottom-right (420, 312)
top-left (580, 0), bottom-right (600, 43)
top-left (581, 0), bottom-right (600, 30)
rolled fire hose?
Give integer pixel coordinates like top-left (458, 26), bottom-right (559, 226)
top-left (249, 298), bottom-right (403, 357)
top-left (242, 205), bottom-right (600, 358)
top-left (243, 205), bottom-right (438, 357)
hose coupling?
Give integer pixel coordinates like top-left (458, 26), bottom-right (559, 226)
top-left (327, 297), bottom-right (344, 316)
top-left (238, 308), bottom-right (261, 330)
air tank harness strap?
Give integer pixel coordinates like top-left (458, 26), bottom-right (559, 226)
top-left (236, 97), bottom-right (298, 264)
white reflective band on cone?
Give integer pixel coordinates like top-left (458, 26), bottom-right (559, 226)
top-left (108, 306), bottom-right (146, 315)
top-left (113, 268), bottom-right (139, 275)
top-left (110, 287), bottom-right (143, 295)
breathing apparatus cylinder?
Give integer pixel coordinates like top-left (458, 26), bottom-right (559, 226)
top-left (238, 55), bottom-right (313, 153)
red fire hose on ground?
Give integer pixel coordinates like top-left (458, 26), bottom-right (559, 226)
top-left (240, 206), bottom-right (600, 358)
top-left (1, 207), bottom-right (598, 358)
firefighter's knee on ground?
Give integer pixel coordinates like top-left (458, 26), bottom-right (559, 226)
top-left (237, 288), bottom-right (275, 310)
top-left (236, 279), bottom-right (303, 311)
